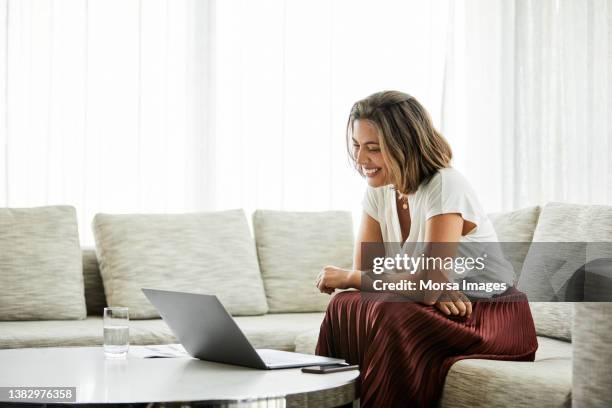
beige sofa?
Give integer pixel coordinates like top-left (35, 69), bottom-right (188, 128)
top-left (1, 203), bottom-right (611, 408)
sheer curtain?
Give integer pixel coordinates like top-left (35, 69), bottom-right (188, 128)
top-left (0, 0), bottom-right (610, 245)
top-left (0, 0), bottom-right (212, 244)
top-left (444, 0), bottom-right (611, 211)
top-left (507, 0), bottom-right (611, 209)
top-left (211, 0), bottom-right (452, 217)
top-left (212, 0), bottom-right (612, 215)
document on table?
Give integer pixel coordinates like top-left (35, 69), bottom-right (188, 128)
top-left (129, 344), bottom-right (190, 358)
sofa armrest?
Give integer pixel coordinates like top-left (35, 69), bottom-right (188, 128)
top-left (573, 302), bottom-right (612, 407)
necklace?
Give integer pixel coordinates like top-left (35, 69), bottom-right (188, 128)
top-left (397, 191), bottom-right (409, 210)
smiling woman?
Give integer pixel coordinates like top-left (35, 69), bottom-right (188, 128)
top-left (314, 91), bottom-right (537, 408)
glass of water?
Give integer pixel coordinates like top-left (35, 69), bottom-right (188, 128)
top-left (103, 307), bottom-right (129, 359)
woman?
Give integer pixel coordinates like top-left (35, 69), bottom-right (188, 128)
top-left (314, 91), bottom-right (537, 408)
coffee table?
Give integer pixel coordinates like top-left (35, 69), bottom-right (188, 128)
top-left (0, 346), bottom-right (358, 407)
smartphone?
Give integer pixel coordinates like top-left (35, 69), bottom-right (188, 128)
top-left (301, 364), bottom-right (359, 374)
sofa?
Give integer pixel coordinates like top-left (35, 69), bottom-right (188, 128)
top-left (1, 203), bottom-right (611, 408)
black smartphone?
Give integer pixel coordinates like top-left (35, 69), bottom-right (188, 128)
top-left (301, 364), bottom-right (359, 374)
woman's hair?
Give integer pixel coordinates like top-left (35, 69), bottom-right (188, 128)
top-left (346, 90), bottom-right (452, 194)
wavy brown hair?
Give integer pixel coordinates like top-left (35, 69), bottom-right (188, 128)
top-left (346, 90), bottom-right (452, 194)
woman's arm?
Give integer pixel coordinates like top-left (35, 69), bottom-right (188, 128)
top-left (351, 213), bottom-right (465, 296)
top-left (353, 211), bottom-right (384, 276)
top-left (315, 211), bottom-right (382, 293)
top-left (359, 213), bottom-right (472, 315)
top-left (316, 212), bottom-right (464, 293)
top-left (424, 214), bottom-right (473, 316)
top-left (315, 212), bottom-right (472, 317)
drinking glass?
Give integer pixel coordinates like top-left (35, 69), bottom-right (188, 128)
top-left (103, 307), bottom-right (129, 359)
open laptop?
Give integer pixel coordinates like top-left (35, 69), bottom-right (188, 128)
top-left (142, 288), bottom-right (346, 369)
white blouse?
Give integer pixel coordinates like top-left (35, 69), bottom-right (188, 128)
top-left (362, 167), bottom-right (514, 296)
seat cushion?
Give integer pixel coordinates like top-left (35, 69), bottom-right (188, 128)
top-left (0, 206), bottom-right (86, 321)
top-left (294, 329), bottom-right (320, 355)
top-left (0, 313), bottom-right (325, 351)
top-left (0, 318), bottom-right (175, 349)
top-left (440, 336), bottom-right (572, 408)
top-left (92, 209), bottom-right (269, 318)
top-left (233, 312), bottom-right (325, 350)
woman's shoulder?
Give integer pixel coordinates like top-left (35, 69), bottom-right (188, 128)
top-left (420, 167), bottom-right (474, 197)
top-left (418, 167), bottom-right (487, 222)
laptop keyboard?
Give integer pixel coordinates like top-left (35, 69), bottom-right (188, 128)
top-left (256, 349), bottom-right (322, 364)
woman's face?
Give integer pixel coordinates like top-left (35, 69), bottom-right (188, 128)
top-left (352, 119), bottom-right (389, 187)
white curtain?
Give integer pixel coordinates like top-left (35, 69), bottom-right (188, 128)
top-left (212, 0), bottom-right (612, 215)
top-left (1, 0), bottom-right (610, 245)
top-left (0, 0), bottom-right (212, 244)
top-left (444, 0), bottom-right (611, 211)
top-left (508, 0), bottom-right (611, 209)
top-left (211, 0), bottom-right (452, 217)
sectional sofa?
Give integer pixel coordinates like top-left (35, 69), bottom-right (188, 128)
top-left (0, 203), bottom-right (611, 407)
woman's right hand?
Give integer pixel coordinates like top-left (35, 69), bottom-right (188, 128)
top-left (434, 291), bottom-right (472, 317)
top-left (315, 266), bottom-right (359, 294)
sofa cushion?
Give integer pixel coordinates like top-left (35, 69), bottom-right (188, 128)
top-left (233, 312), bottom-right (325, 351)
top-left (294, 329), bottom-right (321, 355)
top-left (0, 313), bottom-right (325, 351)
top-left (528, 302), bottom-right (574, 342)
top-left (518, 202), bottom-right (612, 341)
top-left (573, 302), bottom-right (612, 408)
top-left (253, 210), bottom-right (354, 313)
top-left (518, 202), bottom-right (612, 302)
top-left (530, 202), bottom-right (612, 242)
top-left (93, 209), bottom-right (268, 319)
top-left (0, 206), bottom-right (86, 321)
top-left (489, 206), bottom-right (541, 243)
top-left (440, 336), bottom-right (572, 408)
top-left (0, 318), bottom-right (175, 349)
top-left (82, 248), bottom-right (106, 316)
top-left (489, 206), bottom-right (540, 280)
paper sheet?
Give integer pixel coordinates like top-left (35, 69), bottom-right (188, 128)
top-left (129, 343), bottom-right (191, 358)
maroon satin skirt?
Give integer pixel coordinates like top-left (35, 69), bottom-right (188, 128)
top-left (315, 287), bottom-right (538, 408)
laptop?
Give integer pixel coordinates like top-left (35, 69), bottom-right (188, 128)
top-left (142, 288), bottom-right (346, 369)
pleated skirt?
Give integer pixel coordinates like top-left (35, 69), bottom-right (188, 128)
top-left (315, 287), bottom-right (538, 408)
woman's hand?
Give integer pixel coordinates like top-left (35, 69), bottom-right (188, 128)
top-left (434, 291), bottom-right (472, 317)
top-left (315, 266), bottom-right (358, 295)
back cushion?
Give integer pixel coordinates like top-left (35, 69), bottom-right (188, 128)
top-left (93, 209), bottom-right (268, 319)
top-left (489, 206), bottom-right (540, 280)
top-left (82, 248), bottom-right (107, 316)
top-left (530, 202), bottom-right (612, 242)
top-left (253, 210), bottom-right (354, 313)
top-left (518, 202), bottom-right (612, 341)
top-left (0, 206), bottom-right (86, 320)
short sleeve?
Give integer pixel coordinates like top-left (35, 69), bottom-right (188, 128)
top-left (362, 185), bottom-right (381, 222)
top-left (424, 169), bottom-right (483, 228)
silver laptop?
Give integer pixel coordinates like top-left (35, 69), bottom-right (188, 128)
top-left (142, 288), bottom-right (346, 369)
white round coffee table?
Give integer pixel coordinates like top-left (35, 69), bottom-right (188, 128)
top-left (0, 346), bottom-right (358, 407)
